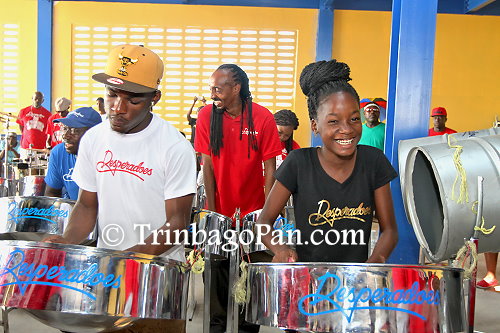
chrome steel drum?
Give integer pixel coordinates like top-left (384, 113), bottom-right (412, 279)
top-left (190, 210), bottom-right (232, 260)
top-left (0, 178), bottom-right (17, 197)
top-left (246, 263), bottom-right (466, 333)
top-left (0, 240), bottom-right (190, 332)
top-left (194, 185), bottom-right (206, 211)
top-left (241, 208), bottom-right (297, 255)
top-left (241, 209), bottom-right (267, 254)
top-left (18, 175), bottom-right (46, 196)
top-left (0, 196), bottom-right (96, 244)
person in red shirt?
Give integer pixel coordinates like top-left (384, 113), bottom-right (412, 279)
top-left (195, 64), bottom-right (281, 220)
top-left (194, 64), bottom-right (281, 333)
top-left (274, 109), bottom-right (300, 168)
top-left (428, 107), bottom-right (457, 136)
top-left (45, 97), bottom-right (71, 149)
top-left (17, 91), bottom-right (51, 150)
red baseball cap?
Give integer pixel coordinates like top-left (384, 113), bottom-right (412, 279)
top-left (431, 107), bottom-right (447, 117)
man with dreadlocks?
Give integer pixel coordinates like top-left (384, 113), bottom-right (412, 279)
top-left (194, 64), bottom-right (281, 332)
top-left (274, 109), bottom-right (300, 168)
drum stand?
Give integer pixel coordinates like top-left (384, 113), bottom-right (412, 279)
top-left (2, 119), bottom-right (12, 196)
top-left (186, 272), bottom-right (196, 321)
top-left (202, 251), bottom-right (212, 333)
top-left (226, 209), bottom-right (241, 333)
top-left (0, 306), bottom-right (13, 333)
top-left (202, 209), bottom-right (242, 333)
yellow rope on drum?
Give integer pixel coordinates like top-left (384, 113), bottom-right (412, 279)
top-left (452, 240), bottom-right (477, 279)
top-left (233, 261), bottom-right (248, 305)
top-left (447, 135), bottom-right (469, 204)
top-left (186, 249), bottom-right (205, 274)
top-left (472, 200), bottom-right (496, 235)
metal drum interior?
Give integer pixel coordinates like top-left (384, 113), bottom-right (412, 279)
top-left (0, 178), bottom-right (17, 197)
top-left (0, 240), bottom-right (190, 332)
top-left (246, 263), bottom-right (465, 333)
top-left (0, 196), bottom-right (96, 244)
top-left (18, 175), bottom-right (46, 196)
top-left (241, 209), bottom-right (268, 255)
top-left (190, 209), bottom-right (232, 260)
top-left (404, 135), bottom-right (500, 262)
top-left (241, 208), bottom-right (296, 256)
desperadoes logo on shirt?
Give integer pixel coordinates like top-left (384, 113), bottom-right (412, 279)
top-left (63, 168), bottom-right (75, 182)
top-left (96, 150), bottom-right (153, 181)
top-left (308, 200), bottom-right (372, 227)
top-left (241, 128), bottom-right (259, 136)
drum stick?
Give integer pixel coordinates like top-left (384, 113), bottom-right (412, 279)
top-left (0, 111), bottom-right (18, 120)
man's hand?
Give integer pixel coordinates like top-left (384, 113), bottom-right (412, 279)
top-left (193, 96), bottom-right (198, 102)
top-left (42, 235), bottom-right (72, 244)
top-left (272, 247), bottom-right (298, 263)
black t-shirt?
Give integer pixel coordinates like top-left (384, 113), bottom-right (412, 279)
top-left (275, 145), bottom-right (397, 263)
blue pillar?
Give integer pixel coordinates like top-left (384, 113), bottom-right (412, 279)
top-left (37, 0), bottom-right (53, 109)
top-left (311, 0), bottom-right (334, 147)
top-left (385, 0), bottom-right (438, 264)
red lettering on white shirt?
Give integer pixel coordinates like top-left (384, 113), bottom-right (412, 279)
top-left (96, 150), bottom-right (153, 181)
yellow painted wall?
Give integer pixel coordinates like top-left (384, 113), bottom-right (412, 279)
top-left (0, 0), bottom-right (38, 133)
top-left (332, 10), bottom-right (392, 103)
top-left (332, 10), bottom-right (500, 133)
top-left (52, 1), bottom-right (317, 147)
top-left (433, 14), bottom-right (500, 131)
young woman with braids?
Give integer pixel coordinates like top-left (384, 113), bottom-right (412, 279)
top-left (194, 64), bottom-right (281, 333)
top-left (258, 59), bottom-right (398, 264)
top-left (274, 109), bottom-right (300, 168)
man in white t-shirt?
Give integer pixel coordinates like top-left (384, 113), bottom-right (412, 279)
top-left (45, 44), bottom-right (196, 333)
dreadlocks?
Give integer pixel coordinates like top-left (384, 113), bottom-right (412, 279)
top-left (299, 59), bottom-right (360, 120)
top-left (274, 109), bottom-right (299, 154)
top-left (209, 64), bottom-right (258, 157)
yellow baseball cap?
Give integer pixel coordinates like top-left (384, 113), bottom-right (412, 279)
top-left (92, 44), bottom-right (163, 93)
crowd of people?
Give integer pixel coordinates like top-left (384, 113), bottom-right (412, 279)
top-left (2, 42), bottom-right (489, 333)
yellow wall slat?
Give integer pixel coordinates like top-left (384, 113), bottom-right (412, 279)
top-left (53, 2), bottom-right (317, 146)
top-left (0, 0), bottom-right (38, 134)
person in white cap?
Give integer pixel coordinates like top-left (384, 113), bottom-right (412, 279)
top-left (358, 99), bottom-right (386, 151)
top-left (45, 44), bottom-right (196, 333)
top-left (45, 96), bottom-right (71, 150)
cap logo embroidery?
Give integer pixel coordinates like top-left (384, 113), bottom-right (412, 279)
top-left (73, 112), bottom-right (84, 118)
top-left (117, 53), bottom-right (138, 77)
top-left (107, 78), bottom-right (124, 85)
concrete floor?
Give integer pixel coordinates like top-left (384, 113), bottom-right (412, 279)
top-left (1, 255), bottom-right (500, 333)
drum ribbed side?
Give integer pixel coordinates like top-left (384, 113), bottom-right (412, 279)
top-left (403, 134), bottom-right (500, 262)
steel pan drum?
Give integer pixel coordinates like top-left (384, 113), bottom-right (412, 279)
top-left (0, 196), bottom-right (96, 244)
top-left (0, 240), bottom-right (190, 332)
top-left (18, 175), bottom-right (46, 196)
top-left (190, 210), bottom-right (232, 260)
top-left (241, 208), bottom-right (297, 255)
top-left (246, 263), bottom-right (466, 333)
top-left (0, 178), bottom-right (17, 197)
top-left (241, 210), bottom-right (268, 254)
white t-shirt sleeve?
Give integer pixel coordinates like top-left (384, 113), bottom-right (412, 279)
top-left (163, 138), bottom-right (197, 200)
top-left (72, 132), bottom-right (98, 192)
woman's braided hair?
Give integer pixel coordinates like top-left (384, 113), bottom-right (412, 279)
top-left (209, 64), bottom-right (258, 157)
top-left (299, 59), bottom-right (360, 120)
top-left (274, 109), bottom-right (299, 153)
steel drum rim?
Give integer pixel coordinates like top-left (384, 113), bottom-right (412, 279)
top-left (1, 240), bottom-right (190, 267)
top-left (3, 195), bottom-right (76, 205)
top-left (242, 209), bottom-right (262, 220)
top-left (247, 261), bottom-right (464, 273)
top-left (194, 209), bottom-right (232, 221)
